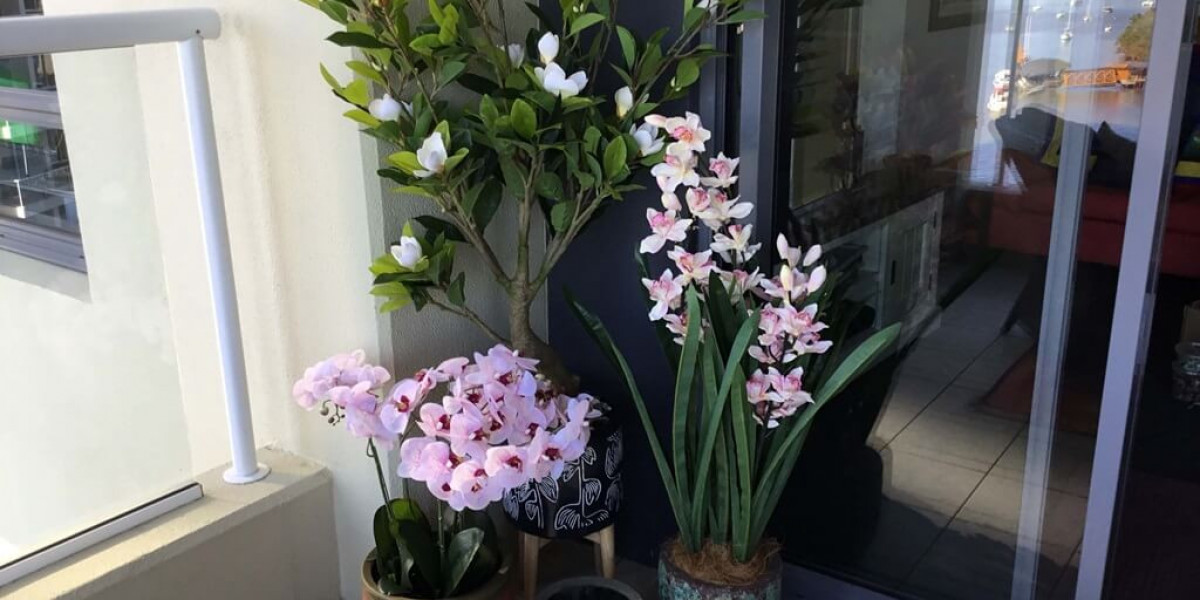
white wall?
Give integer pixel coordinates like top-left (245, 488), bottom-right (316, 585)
top-left (12, 1), bottom-right (530, 598)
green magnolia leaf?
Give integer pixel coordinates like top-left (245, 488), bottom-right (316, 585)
top-left (479, 95), bottom-right (500, 128)
top-left (415, 215), bottom-right (466, 243)
top-left (409, 33), bottom-right (442, 55)
top-left (395, 185), bottom-right (434, 199)
top-left (327, 31), bottom-right (388, 49)
top-left (444, 528), bottom-right (484, 595)
top-left (340, 79), bottom-right (371, 107)
top-left (447, 273), bottom-right (466, 307)
top-left (344, 108), bottom-right (381, 128)
top-left (319, 63), bottom-right (342, 91)
top-left (345, 60), bottom-right (385, 85)
top-left (569, 12), bottom-right (607, 36)
top-left (616, 26), bottom-right (637, 68)
top-left (510, 99), bottom-right (537, 140)
top-left (376, 286), bottom-right (413, 313)
top-left (370, 253), bottom-right (403, 276)
top-left (603, 138), bottom-right (628, 180)
top-left (583, 127), bottom-right (602, 153)
top-left (388, 151), bottom-right (423, 174)
top-left (723, 9), bottom-right (767, 24)
top-left (318, 0), bottom-right (349, 24)
top-left (550, 201), bottom-right (576, 234)
top-left (673, 59), bottom-right (700, 89)
top-left (440, 61), bottom-right (467, 85)
top-left (470, 180), bottom-right (503, 231)
top-left (535, 172), bottom-right (564, 200)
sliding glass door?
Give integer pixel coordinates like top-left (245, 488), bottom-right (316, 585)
top-left (730, 0), bottom-right (1195, 597)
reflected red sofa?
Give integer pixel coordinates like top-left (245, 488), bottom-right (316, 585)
top-left (988, 150), bottom-right (1200, 278)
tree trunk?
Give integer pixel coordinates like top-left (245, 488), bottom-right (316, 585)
top-left (509, 295), bottom-right (580, 394)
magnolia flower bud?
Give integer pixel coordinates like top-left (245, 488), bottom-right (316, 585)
top-left (391, 236), bottom-right (424, 269)
top-left (615, 86), bottom-right (633, 118)
top-left (505, 43), bottom-right (525, 68)
top-left (537, 32), bottom-right (559, 65)
top-left (368, 94), bottom-right (403, 121)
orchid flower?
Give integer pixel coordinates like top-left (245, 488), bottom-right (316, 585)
top-left (645, 112), bottom-right (711, 152)
top-left (414, 132), bottom-right (448, 178)
top-left (640, 208), bottom-right (692, 254)
top-left (710, 224), bottom-right (761, 264)
top-left (651, 143), bottom-right (700, 193)
top-left (667, 247), bottom-right (717, 287)
top-left (642, 269), bottom-right (685, 321)
top-left (700, 153), bottom-right (739, 188)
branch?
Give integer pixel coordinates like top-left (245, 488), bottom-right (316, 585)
top-left (439, 193), bottom-right (514, 291)
top-left (426, 294), bottom-right (510, 345)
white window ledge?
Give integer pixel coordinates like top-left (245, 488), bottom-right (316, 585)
top-left (1, 448), bottom-right (334, 599)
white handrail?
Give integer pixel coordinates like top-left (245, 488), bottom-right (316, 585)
top-left (0, 9), bottom-right (268, 485)
top-left (0, 9), bottom-right (220, 57)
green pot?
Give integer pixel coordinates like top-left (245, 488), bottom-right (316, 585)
top-left (656, 543), bottom-right (782, 600)
top-left (360, 549), bottom-right (513, 600)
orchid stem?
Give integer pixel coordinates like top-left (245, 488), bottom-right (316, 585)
top-left (368, 439), bottom-right (392, 510)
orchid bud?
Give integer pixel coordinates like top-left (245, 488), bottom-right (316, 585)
top-left (537, 32), bottom-right (559, 65)
top-left (615, 86), bottom-right (633, 118)
top-left (803, 244), bottom-right (822, 267)
top-left (806, 265), bottom-right (827, 294)
top-left (779, 265), bottom-right (795, 294)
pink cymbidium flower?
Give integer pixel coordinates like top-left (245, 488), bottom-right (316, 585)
top-left (640, 209), bottom-right (692, 254)
top-left (651, 143), bottom-right (700, 193)
top-left (710, 224), bottom-right (761, 264)
top-left (700, 152), bottom-right (740, 188)
top-left (642, 269), bottom-right (684, 321)
top-left (667, 247), bottom-right (716, 287)
top-left (645, 112), bottom-right (711, 152)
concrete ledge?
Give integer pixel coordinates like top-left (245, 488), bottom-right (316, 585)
top-left (2, 448), bottom-right (337, 599)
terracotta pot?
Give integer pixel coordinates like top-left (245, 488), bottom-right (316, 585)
top-left (360, 549), bottom-right (513, 600)
top-left (503, 418), bottom-right (622, 539)
top-left (656, 543), bottom-right (782, 600)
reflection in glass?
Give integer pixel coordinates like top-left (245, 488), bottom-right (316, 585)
top-left (757, 1), bottom-right (1169, 598)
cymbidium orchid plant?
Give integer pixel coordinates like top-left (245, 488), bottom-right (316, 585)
top-left (298, 0), bottom-right (763, 391)
top-left (292, 345), bottom-right (592, 597)
top-left (569, 114), bottom-right (901, 572)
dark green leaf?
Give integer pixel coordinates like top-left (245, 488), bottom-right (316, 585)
top-left (327, 31), bottom-right (388, 49)
top-left (395, 519), bottom-right (441, 595)
top-left (616, 26), bottom-right (637, 67)
top-left (440, 61), bottom-right (467, 85)
top-left (603, 138), bottom-right (628, 180)
top-left (415, 215), bottom-right (467, 243)
top-left (447, 273), bottom-right (466, 306)
top-left (510, 99), bottom-right (537, 139)
top-left (550, 201), bottom-right (576, 234)
top-left (444, 528), bottom-right (484, 595)
top-left (569, 12), bottom-right (607, 36)
top-left (674, 58), bottom-right (700, 89)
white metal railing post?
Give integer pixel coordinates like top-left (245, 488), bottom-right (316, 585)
top-left (178, 34), bottom-right (269, 484)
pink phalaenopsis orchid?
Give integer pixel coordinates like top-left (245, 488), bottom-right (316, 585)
top-left (292, 344), bottom-right (592, 512)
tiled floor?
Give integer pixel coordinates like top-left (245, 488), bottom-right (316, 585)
top-left (859, 257), bottom-right (1094, 599)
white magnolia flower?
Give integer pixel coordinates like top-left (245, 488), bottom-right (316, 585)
top-left (650, 142), bottom-right (699, 193)
top-left (534, 62), bottom-right (589, 98)
top-left (697, 0), bottom-right (720, 13)
top-left (537, 32), bottom-right (559, 65)
top-left (631, 123), bottom-right (665, 156)
top-left (614, 86), bottom-right (633, 118)
top-left (414, 132), bottom-right (448, 178)
top-left (368, 94), bottom-right (404, 121)
top-left (505, 43), bottom-right (525, 68)
top-left (391, 236), bottom-right (424, 269)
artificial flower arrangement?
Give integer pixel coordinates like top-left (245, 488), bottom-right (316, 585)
top-left (296, 0), bottom-right (763, 392)
top-left (569, 114), bottom-right (900, 597)
top-left (292, 345), bottom-right (592, 598)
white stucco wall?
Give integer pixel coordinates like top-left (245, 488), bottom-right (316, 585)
top-left (3, 1), bottom-right (533, 597)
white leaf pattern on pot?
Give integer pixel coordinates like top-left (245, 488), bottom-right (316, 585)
top-left (606, 475), bottom-right (621, 513)
top-left (536, 475), bottom-right (559, 503)
top-left (583, 478), bottom-right (603, 505)
top-left (605, 431), bottom-right (623, 478)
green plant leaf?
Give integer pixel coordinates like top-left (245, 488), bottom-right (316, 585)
top-left (346, 60), bottom-right (386, 85)
top-left (550, 201), bottom-right (576, 234)
top-left (443, 528), bottom-right (484, 595)
top-left (510, 99), bottom-right (537, 139)
top-left (409, 33), bottom-right (442, 55)
top-left (415, 215), bottom-right (467, 243)
top-left (344, 108), bottom-right (381, 128)
top-left (603, 138), bottom-right (628, 180)
top-left (478, 95), bottom-right (500, 127)
top-left (447, 273), bottom-right (466, 306)
top-left (440, 61), bottom-right (467, 85)
top-left (673, 58), bottom-right (700, 89)
top-left (340, 79), bottom-right (371, 107)
top-left (396, 519), bottom-right (441, 596)
top-left (616, 26), bottom-right (637, 67)
top-left (535, 172), bottom-right (564, 201)
top-left (327, 31), bottom-right (388, 49)
top-left (566, 291), bottom-right (692, 547)
top-left (723, 9), bottom-right (767, 24)
top-left (569, 12), bottom-right (607, 36)
top-left (388, 151), bottom-right (423, 174)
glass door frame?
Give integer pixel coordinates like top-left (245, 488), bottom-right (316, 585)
top-left (727, 0), bottom-right (1198, 597)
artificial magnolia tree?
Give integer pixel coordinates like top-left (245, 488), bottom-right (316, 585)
top-left (299, 0), bottom-right (763, 391)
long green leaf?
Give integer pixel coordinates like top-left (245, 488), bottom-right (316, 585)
top-left (728, 364), bottom-right (752, 561)
top-left (566, 291), bottom-right (693, 547)
top-left (443, 528), bottom-right (484, 595)
top-left (749, 425), bottom-right (812, 549)
top-left (689, 312), bottom-right (759, 540)
top-left (396, 519), bottom-right (441, 595)
top-left (671, 288), bottom-right (703, 548)
top-left (713, 427), bottom-right (730, 545)
top-left (751, 323), bottom-right (901, 522)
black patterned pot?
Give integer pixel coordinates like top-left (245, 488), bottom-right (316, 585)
top-left (503, 417), bottom-right (622, 538)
